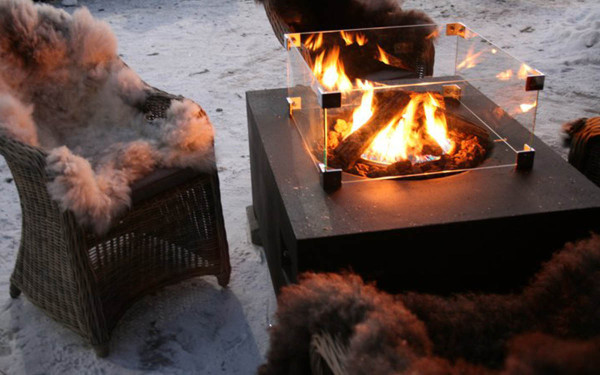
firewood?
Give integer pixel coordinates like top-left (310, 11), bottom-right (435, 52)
top-left (333, 90), bottom-right (411, 169)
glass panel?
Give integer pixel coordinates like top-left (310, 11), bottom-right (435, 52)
top-left (286, 39), bottom-right (326, 168)
top-left (285, 24), bottom-right (543, 183)
top-left (454, 26), bottom-right (542, 147)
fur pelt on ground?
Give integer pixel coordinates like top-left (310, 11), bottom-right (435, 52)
top-left (0, 0), bottom-right (214, 234)
top-left (259, 234), bottom-right (600, 375)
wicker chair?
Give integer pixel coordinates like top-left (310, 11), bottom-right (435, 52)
top-left (566, 117), bottom-right (600, 187)
top-left (261, 0), bottom-right (435, 78)
top-left (0, 89), bottom-right (231, 357)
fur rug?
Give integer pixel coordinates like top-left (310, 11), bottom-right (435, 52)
top-left (259, 234), bottom-right (600, 375)
top-left (0, 0), bottom-right (214, 234)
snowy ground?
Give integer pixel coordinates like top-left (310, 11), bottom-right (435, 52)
top-left (0, 0), bottom-right (598, 373)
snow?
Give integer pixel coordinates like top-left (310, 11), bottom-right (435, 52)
top-left (0, 0), bottom-right (598, 373)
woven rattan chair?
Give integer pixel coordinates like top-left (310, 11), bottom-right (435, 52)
top-left (566, 117), bottom-right (600, 187)
top-left (0, 89), bottom-right (231, 357)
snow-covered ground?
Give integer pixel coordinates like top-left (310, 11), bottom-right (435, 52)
top-left (0, 0), bottom-right (598, 373)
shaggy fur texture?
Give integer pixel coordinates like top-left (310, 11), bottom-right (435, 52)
top-left (260, 235), bottom-right (600, 374)
top-left (256, 0), bottom-right (434, 33)
top-left (0, 0), bottom-right (214, 234)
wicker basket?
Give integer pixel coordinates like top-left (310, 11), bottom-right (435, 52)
top-left (0, 90), bottom-right (231, 357)
top-left (263, 0), bottom-right (291, 46)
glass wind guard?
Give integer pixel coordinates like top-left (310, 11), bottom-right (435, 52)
top-left (452, 26), bottom-right (542, 147)
top-left (287, 39), bottom-right (327, 168)
top-left (285, 23), bottom-right (543, 183)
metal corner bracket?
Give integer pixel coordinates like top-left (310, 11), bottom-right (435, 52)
top-left (285, 33), bottom-right (301, 50)
top-left (287, 97), bottom-right (301, 117)
top-left (318, 163), bottom-right (342, 192)
top-left (442, 84), bottom-right (462, 101)
top-left (446, 23), bottom-right (467, 38)
top-left (317, 89), bottom-right (342, 109)
top-left (516, 144), bottom-right (535, 170)
top-left (525, 74), bottom-right (545, 91)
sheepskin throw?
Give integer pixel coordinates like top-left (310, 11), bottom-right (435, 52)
top-left (0, 0), bottom-right (214, 234)
top-left (260, 234), bottom-right (600, 375)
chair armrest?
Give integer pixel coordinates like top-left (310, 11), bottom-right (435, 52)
top-left (130, 167), bottom-right (206, 205)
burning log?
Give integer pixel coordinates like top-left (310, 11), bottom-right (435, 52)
top-left (333, 90), bottom-right (411, 169)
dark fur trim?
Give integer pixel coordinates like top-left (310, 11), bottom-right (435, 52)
top-left (261, 235), bottom-right (600, 374)
top-left (259, 272), bottom-right (430, 375)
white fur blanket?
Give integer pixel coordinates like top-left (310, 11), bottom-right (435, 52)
top-left (0, 0), bottom-right (215, 234)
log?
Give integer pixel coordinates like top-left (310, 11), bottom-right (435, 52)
top-left (333, 90), bottom-right (411, 169)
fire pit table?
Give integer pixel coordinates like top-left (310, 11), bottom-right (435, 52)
top-left (247, 23), bottom-right (600, 294)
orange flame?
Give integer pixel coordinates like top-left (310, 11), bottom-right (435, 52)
top-left (426, 30), bottom-right (440, 40)
top-left (496, 69), bottom-right (513, 80)
top-left (457, 45), bottom-right (484, 70)
top-left (307, 34), bottom-right (454, 166)
top-left (377, 45), bottom-right (390, 65)
top-left (305, 33), bottom-right (323, 51)
top-left (349, 80), bottom-right (374, 134)
top-left (517, 63), bottom-right (539, 80)
top-left (350, 91), bottom-right (455, 165)
top-left (340, 31), bottom-right (368, 46)
top-left (313, 46), bottom-right (353, 91)
top-left (520, 101), bottom-right (537, 113)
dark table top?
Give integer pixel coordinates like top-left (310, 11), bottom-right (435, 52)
top-left (247, 88), bottom-right (600, 242)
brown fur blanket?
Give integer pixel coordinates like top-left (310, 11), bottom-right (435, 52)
top-left (260, 234), bottom-right (600, 374)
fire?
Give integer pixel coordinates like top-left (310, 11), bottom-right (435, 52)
top-left (313, 46), bottom-right (353, 91)
top-left (520, 101), bottom-right (537, 113)
top-left (426, 30), bottom-right (440, 40)
top-left (349, 80), bottom-right (374, 133)
top-left (340, 31), bottom-right (368, 46)
top-left (456, 45), bottom-right (484, 70)
top-left (496, 69), bottom-right (513, 80)
top-left (377, 46), bottom-right (391, 65)
top-left (305, 32), bottom-right (454, 166)
top-left (352, 91), bottom-right (455, 165)
top-left (305, 33), bottom-right (323, 51)
top-left (517, 63), bottom-right (538, 80)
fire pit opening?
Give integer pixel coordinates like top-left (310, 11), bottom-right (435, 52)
top-left (285, 23), bottom-right (545, 189)
top-left (325, 90), bottom-right (492, 179)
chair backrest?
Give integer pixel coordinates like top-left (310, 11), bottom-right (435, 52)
top-left (260, 0), bottom-right (436, 78)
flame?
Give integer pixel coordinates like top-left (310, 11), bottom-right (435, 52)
top-left (520, 101), bottom-right (537, 113)
top-left (349, 80), bottom-right (374, 134)
top-left (424, 93), bottom-right (453, 154)
top-left (305, 33), bottom-right (323, 51)
top-left (353, 92), bottom-right (455, 165)
top-left (517, 63), bottom-right (538, 80)
top-left (496, 69), bottom-right (513, 80)
top-left (426, 30), bottom-right (440, 40)
top-left (313, 46), bottom-right (353, 91)
top-left (377, 45), bottom-right (390, 65)
top-left (306, 35), bottom-right (454, 166)
top-left (340, 31), bottom-right (368, 46)
top-left (457, 45), bottom-right (484, 70)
